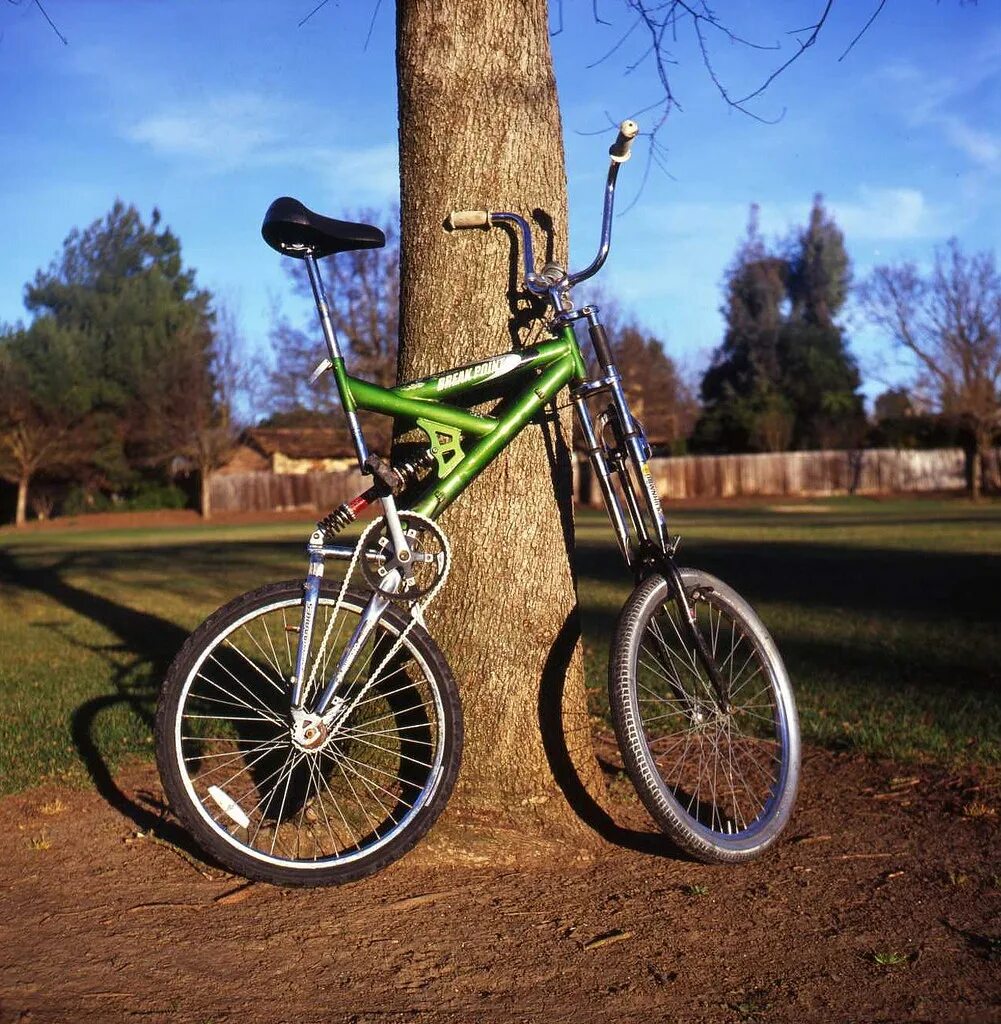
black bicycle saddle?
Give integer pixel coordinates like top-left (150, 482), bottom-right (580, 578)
top-left (261, 197), bottom-right (385, 258)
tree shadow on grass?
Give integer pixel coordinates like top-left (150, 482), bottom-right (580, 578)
top-left (0, 549), bottom-right (209, 857)
top-left (538, 609), bottom-right (684, 859)
top-left (575, 537), bottom-right (1001, 635)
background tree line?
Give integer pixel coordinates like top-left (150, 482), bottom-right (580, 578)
top-left (691, 196), bottom-right (1000, 496)
top-left (2, 193), bottom-right (999, 526)
top-left (0, 202), bottom-right (256, 525)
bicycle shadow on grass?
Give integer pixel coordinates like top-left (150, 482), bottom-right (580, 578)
top-left (0, 549), bottom-right (214, 860)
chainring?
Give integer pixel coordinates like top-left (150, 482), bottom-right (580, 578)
top-left (359, 513), bottom-right (450, 602)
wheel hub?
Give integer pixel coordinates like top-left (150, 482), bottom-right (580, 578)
top-left (291, 713), bottom-right (330, 751)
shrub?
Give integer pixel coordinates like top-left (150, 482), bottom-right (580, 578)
top-left (59, 481), bottom-right (189, 516)
top-left (121, 482), bottom-right (187, 511)
top-left (61, 487), bottom-right (113, 517)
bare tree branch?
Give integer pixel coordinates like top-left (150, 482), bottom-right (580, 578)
top-left (33, 0), bottom-right (64, 44)
top-left (839, 0), bottom-right (888, 63)
top-left (298, 0), bottom-right (335, 30)
top-left (733, 1), bottom-right (833, 106)
top-left (586, 15), bottom-right (642, 71)
top-left (363, 0), bottom-right (383, 50)
top-left (577, 0), bottom-right (895, 168)
top-left (592, 0), bottom-right (611, 28)
top-left (6, 0), bottom-right (68, 45)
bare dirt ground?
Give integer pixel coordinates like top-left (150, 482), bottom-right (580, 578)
top-left (1, 748), bottom-right (998, 1024)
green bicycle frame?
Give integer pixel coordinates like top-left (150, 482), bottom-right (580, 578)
top-left (335, 327), bottom-right (587, 520)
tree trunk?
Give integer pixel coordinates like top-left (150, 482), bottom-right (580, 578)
top-left (200, 467), bottom-right (212, 520)
top-left (396, 0), bottom-right (603, 853)
top-left (15, 474), bottom-right (28, 528)
top-left (984, 442), bottom-right (1001, 494)
top-left (970, 423), bottom-right (997, 501)
top-left (964, 427), bottom-right (986, 501)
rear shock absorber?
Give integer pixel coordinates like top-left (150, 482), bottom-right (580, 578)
top-left (317, 449), bottom-right (435, 541)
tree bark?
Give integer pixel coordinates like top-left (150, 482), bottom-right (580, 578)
top-left (200, 467), bottom-right (212, 520)
top-left (970, 423), bottom-right (994, 501)
top-left (964, 425), bottom-right (986, 501)
top-left (396, 0), bottom-right (603, 851)
top-left (15, 474), bottom-right (28, 528)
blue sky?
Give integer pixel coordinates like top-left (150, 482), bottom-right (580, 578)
top-left (2, 1), bottom-right (999, 406)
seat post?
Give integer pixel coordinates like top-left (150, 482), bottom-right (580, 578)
top-left (303, 252), bottom-right (371, 470)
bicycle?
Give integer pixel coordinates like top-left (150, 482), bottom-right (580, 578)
top-left (154, 120), bottom-right (800, 886)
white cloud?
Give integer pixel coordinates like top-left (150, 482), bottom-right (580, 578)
top-left (638, 186), bottom-right (936, 250)
top-left (876, 48), bottom-right (1001, 176)
top-left (938, 117), bottom-right (1001, 170)
top-left (128, 93), bottom-right (294, 172)
top-left (324, 143), bottom-right (399, 200)
top-left (829, 187), bottom-right (933, 242)
top-left (127, 91), bottom-right (400, 199)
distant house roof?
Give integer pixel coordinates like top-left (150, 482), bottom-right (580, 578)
top-left (242, 427), bottom-right (356, 460)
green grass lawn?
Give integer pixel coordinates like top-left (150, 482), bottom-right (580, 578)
top-left (1, 495), bottom-right (999, 796)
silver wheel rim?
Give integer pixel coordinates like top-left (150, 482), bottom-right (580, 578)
top-left (172, 595), bottom-right (447, 870)
top-left (632, 582), bottom-right (790, 843)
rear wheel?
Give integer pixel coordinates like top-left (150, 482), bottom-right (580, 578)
top-left (155, 581), bottom-right (462, 886)
top-left (609, 569), bottom-right (799, 863)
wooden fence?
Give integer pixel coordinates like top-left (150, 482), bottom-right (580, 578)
top-left (212, 447), bottom-right (994, 513)
top-left (210, 470), bottom-right (364, 514)
top-left (579, 446), bottom-right (996, 504)
top-left (646, 447), bottom-right (974, 501)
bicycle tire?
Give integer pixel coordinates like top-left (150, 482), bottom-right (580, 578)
top-left (609, 569), bottom-right (799, 863)
top-left (155, 580), bottom-right (462, 887)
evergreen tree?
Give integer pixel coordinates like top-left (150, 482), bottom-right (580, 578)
top-left (24, 201), bottom-right (215, 481)
top-left (693, 197), bottom-right (864, 452)
top-left (782, 197), bottom-right (863, 449)
top-left (787, 194), bottom-right (851, 328)
top-left (693, 207), bottom-right (790, 452)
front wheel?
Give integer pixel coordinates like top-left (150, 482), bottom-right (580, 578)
top-left (609, 569), bottom-right (799, 863)
top-left (155, 581), bottom-right (462, 886)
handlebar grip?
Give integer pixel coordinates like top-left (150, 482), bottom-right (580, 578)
top-left (609, 119), bottom-right (639, 163)
top-left (446, 210), bottom-right (492, 230)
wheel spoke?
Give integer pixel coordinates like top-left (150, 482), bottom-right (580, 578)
top-left (164, 589), bottom-right (453, 878)
top-left (618, 577), bottom-right (796, 853)
top-left (223, 638), bottom-right (288, 697)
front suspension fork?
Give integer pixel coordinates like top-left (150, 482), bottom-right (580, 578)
top-left (640, 543), bottom-right (731, 713)
top-left (289, 491), bottom-right (412, 716)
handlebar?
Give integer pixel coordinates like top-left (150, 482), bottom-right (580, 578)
top-left (447, 118), bottom-right (640, 300)
top-left (608, 119), bottom-right (639, 163)
top-left (446, 210), bottom-right (491, 230)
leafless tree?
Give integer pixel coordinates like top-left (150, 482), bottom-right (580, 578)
top-left (0, 420), bottom-right (68, 526)
top-left (269, 207), bottom-right (399, 451)
top-left (859, 239), bottom-right (1001, 498)
top-left (139, 302), bottom-right (253, 518)
top-left (582, 289), bottom-right (697, 449)
top-left (274, 206), bottom-right (399, 390)
top-left (0, 327), bottom-right (92, 526)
